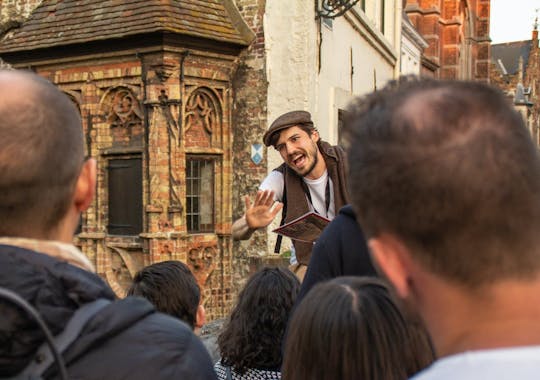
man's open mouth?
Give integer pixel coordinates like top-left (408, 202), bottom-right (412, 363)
top-left (292, 154), bottom-right (305, 167)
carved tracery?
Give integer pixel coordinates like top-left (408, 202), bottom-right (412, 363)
top-left (105, 87), bottom-right (143, 128)
top-left (187, 244), bottom-right (217, 288)
top-left (184, 87), bottom-right (222, 145)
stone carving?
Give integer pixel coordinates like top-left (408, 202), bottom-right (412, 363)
top-left (103, 245), bottom-right (139, 297)
top-left (152, 63), bottom-right (176, 83)
top-left (185, 87), bottom-right (221, 137)
top-left (156, 89), bottom-right (182, 210)
top-left (106, 87), bottom-right (143, 128)
top-left (187, 243), bottom-right (217, 288)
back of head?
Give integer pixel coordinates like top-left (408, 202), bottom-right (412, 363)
top-left (344, 77), bottom-right (540, 287)
top-left (0, 70), bottom-right (84, 238)
top-left (282, 277), bottom-right (434, 380)
top-left (218, 266), bottom-right (300, 373)
top-left (127, 260), bottom-right (200, 329)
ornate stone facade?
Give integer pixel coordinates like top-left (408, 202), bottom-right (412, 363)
top-left (0, 0), bottom-right (254, 320)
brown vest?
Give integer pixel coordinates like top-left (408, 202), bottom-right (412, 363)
top-left (276, 140), bottom-right (350, 265)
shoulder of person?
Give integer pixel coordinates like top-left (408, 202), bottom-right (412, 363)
top-left (65, 298), bottom-right (216, 379)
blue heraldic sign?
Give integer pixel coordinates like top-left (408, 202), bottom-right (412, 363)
top-left (251, 143), bottom-right (263, 165)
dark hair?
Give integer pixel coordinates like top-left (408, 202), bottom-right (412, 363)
top-left (269, 123), bottom-right (317, 148)
top-left (0, 70), bottom-right (84, 237)
top-left (127, 260), bottom-right (200, 329)
top-left (282, 277), bottom-right (434, 380)
top-left (343, 76), bottom-right (540, 287)
top-left (218, 266), bottom-right (300, 373)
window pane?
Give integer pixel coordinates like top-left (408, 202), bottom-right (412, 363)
top-left (108, 157), bottom-right (142, 235)
top-left (186, 156), bottom-right (214, 233)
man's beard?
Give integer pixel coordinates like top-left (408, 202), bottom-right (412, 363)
top-left (300, 151), bottom-right (318, 177)
top-left (289, 141), bottom-right (319, 178)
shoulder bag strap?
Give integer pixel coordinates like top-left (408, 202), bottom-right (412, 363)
top-left (13, 298), bottom-right (111, 380)
top-left (274, 171), bottom-right (287, 253)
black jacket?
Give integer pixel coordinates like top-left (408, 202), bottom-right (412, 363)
top-left (295, 205), bottom-right (377, 304)
top-left (0, 244), bottom-right (217, 380)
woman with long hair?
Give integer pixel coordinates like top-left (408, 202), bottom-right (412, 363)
top-left (215, 266), bottom-right (300, 380)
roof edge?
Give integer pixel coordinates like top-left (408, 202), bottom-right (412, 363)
top-left (222, 0), bottom-right (256, 46)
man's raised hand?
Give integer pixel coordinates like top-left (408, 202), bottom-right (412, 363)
top-left (245, 190), bottom-right (284, 229)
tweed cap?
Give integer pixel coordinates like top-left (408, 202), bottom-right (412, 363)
top-left (263, 110), bottom-right (314, 147)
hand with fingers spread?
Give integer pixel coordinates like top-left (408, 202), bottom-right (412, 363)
top-left (245, 189), bottom-right (284, 229)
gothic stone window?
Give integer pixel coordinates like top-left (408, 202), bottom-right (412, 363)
top-left (107, 156), bottom-right (143, 235)
top-left (186, 156), bottom-right (215, 233)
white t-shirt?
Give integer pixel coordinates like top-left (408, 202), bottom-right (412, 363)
top-left (412, 345), bottom-right (540, 380)
top-left (259, 169), bottom-right (335, 219)
top-left (259, 169), bottom-right (335, 264)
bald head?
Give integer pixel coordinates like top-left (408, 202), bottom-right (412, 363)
top-left (0, 70), bottom-right (84, 238)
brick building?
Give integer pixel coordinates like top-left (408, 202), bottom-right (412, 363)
top-left (491, 23), bottom-right (540, 145)
top-left (0, 0), bottom-right (254, 320)
top-left (404, 0), bottom-right (490, 81)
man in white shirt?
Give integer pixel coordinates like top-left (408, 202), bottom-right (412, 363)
top-left (344, 77), bottom-right (540, 379)
top-left (232, 111), bottom-right (349, 279)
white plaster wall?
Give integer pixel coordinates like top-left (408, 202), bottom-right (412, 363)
top-left (401, 34), bottom-right (423, 75)
top-left (265, 0), bottom-right (318, 170)
top-left (264, 0), bottom-right (319, 253)
top-left (317, 1), bottom-right (399, 143)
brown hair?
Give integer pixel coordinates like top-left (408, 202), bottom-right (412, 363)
top-left (343, 77), bottom-right (540, 287)
top-left (0, 70), bottom-right (84, 238)
top-left (282, 277), bottom-right (434, 380)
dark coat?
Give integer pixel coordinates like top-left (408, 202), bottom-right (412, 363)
top-left (0, 244), bottom-right (217, 380)
top-left (295, 205), bottom-right (377, 304)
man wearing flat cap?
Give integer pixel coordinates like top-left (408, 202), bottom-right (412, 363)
top-left (232, 110), bottom-right (350, 279)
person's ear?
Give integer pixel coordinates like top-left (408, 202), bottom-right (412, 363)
top-left (310, 129), bottom-right (320, 143)
top-left (74, 158), bottom-right (96, 212)
top-left (369, 234), bottom-right (413, 299)
top-left (196, 304), bottom-right (206, 329)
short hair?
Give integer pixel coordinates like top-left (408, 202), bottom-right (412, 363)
top-left (282, 277), bottom-right (435, 380)
top-left (218, 266), bottom-right (300, 373)
top-left (343, 77), bottom-right (540, 287)
top-left (0, 70), bottom-right (84, 237)
top-left (127, 260), bottom-right (200, 329)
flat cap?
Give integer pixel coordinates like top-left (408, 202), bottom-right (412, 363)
top-left (263, 110), bottom-right (314, 147)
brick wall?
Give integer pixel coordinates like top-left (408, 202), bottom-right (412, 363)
top-left (231, 0), bottom-right (273, 289)
top-left (405, 0), bottom-right (490, 81)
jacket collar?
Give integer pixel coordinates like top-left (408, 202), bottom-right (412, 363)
top-left (0, 237), bottom-right (95, 272)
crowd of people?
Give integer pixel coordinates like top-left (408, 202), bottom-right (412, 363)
top-left (1, 68), bottom-right (540, 379)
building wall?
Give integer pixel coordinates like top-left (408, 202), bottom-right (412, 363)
top-left (27, 49), bottom-right (237, 321)
top-left (490, 29), bottom-right (540, 146)
top-left (401, 13), bottom-right (428, 75)
top-left (318, 1), bottom-right (399, 144)
top-left (231, 0), bottom-right (289, 286)
top-left (405, 0), bottom-right (490, 81)
top-left (231, 0), bottom-right (269, 268)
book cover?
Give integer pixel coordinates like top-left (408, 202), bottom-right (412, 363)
top-left (272, 211), bottom-right (330, 243)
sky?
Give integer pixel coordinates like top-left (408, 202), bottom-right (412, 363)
top-left (490, 0), bottom-right (540, 43)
